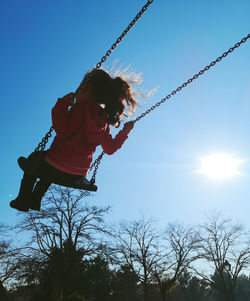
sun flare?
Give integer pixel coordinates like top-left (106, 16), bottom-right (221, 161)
top-left (197, 153), bottom-right (245, 180)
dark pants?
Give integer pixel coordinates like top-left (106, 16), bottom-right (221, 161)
top-left (15, 159), bottom-right (82, 210)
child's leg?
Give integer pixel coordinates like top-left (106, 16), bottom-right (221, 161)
top-left (10, 173), bottom-right (36, 212)
top-left (29, 179), bottom-right (51, 211)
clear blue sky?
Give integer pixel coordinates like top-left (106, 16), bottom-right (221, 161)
top-left (1, 0), bottom-right (250, 229)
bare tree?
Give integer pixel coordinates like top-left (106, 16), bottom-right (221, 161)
top-left (193, 212), bottom-right (250, 301)
top-left (0, 223), bottom-right (22, 281)
top-left (151, 222), bottom-right (200, 301)
top-left (114, 217), bottom-right (161, 301)
top-left (12, 186), bottom-right (112, 298)
top-left (0, 223), bottom-right (21, 300)
top-left (16, 186), bottom-right (111, 258)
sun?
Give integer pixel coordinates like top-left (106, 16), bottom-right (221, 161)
top-left (197, 153), bottom-right (245, 180)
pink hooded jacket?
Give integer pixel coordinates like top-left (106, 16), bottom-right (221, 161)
top-left (45, 97), bottom-right (131, 176)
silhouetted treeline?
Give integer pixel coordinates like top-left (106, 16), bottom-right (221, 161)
top-left (4, 260), bottom-right (250, 301)
top-left (1, 187), bottom-right (250, 301)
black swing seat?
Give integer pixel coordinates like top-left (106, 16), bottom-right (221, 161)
top-left (18, 156), bottom-right (98, 192)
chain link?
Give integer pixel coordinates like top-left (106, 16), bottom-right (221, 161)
top-left (90, 151), bottom-right (105, 184)
top-left (35, 126), bottom-right (53, 152)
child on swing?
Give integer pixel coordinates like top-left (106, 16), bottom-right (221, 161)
top-left (10, 69), bottom-right (138, 212)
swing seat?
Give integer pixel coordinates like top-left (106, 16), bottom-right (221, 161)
top-left (17, 156), bottom-right (98, 192)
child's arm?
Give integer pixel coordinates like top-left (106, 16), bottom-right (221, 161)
top-left (100, 121), bottom-right (134, 155)
top-left (52, 93), bottom-right (83, 138)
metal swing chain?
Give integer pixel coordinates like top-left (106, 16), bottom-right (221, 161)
top-left (35, 126), bottom-right (54, 152)
top-left (89, 33), bottom-right (250, 184)
top-left (76, 0), bottom-right (154, 91)
top-left (94, 0), bottom-right (154, 70)
top-left (134, 33), bottom-right (250, 122)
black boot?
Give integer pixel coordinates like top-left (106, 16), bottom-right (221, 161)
top-left (10, 174), bottom-right (36, 212)
top-left (29, 180), bottom-right (51, 211)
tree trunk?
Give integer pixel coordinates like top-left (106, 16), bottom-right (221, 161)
top-left (224, 292), bottom-right (230, 301)
top-left (160, 289), bottom-right (166, 301)
top-left (143, 282), bottom-right (149, 301)
top-left (0, 280), bottom-right (9, 301)
top-left (231, 288), bottom-right (235, 301)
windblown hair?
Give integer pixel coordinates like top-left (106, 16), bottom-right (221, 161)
top-left (75, 69), bottom-right (138, 127)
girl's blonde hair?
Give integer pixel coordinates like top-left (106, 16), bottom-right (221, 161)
top-left (75, 69), bottom-right (139, 127)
